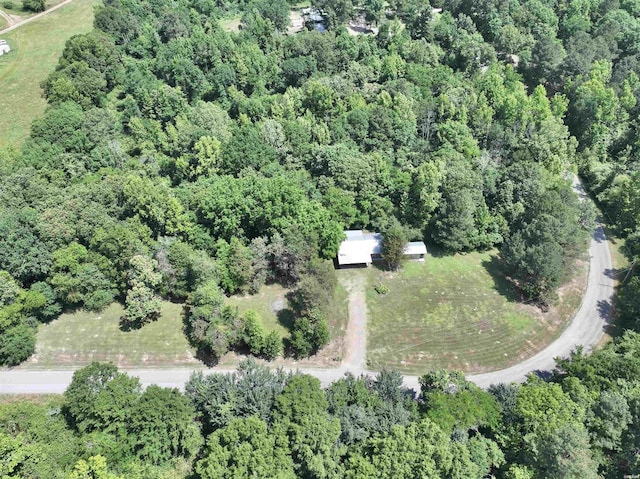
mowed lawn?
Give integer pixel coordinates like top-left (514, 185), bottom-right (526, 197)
top-left (364, 251), bottom-right (579, 374)
top-left (226, 284), bottom-right (293, 339)
top-left (0, 0), bottom-right (96, 148)
top-left (23, 301), bottom-right (198, 369)
top-left (227, 281), bottom-right (350, 344)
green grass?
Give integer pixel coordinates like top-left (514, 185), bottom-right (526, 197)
top-left (226, 284), bottom-right (292, 339)
top-left (362, 252), bottom-right (578, 374)
top-left (0, 0), bottom-right (96, 148)
top-left (22, 301), bottom-right (197, 369)
top-left (226, 281), bottom-right (350, 343)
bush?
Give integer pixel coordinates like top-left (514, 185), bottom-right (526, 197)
top-left (290, 309), bottom-right (329, 358)
top-left (2, 1), bottom-right (14, 9)
top-left (262, 331), bottom-right (282, 360)
top-left (0, 323), bottom-right (36, 366)
top-left (242, 309), bottom-right (265, 355)
top-left (374, 282), bottom-right (389, 295)
top-left (22, 0), bottom-right (44, 12)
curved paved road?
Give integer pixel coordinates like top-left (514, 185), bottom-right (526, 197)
top-left (0, 181), bottom-right (614, 394)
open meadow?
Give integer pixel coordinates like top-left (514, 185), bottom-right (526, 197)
top-left (22, 280), bottom-right (349, 369)
top-left (357, 250), bottom-right (588, 374)
top-left (22, 301), bottom-right (198, 369)
top-left (0, 0), bottom-right (96, 148)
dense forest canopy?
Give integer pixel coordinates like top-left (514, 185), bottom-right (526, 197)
top-left (3, 0), bottom-right (640, 476)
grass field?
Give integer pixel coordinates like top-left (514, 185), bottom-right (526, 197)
top-left (226, 281), bottom-right (350, 367)
top-left (23, 301), bottom-right (198, 369)
top-left (0, 0), bottom-right (96, 148)
top-left (226, 284), bottom-right (293, 339)
top-left (360, 250), bottom-right (587, 375)
top-left (24, 278), bottom-right (349, 369)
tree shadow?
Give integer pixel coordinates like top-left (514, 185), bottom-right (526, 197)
top-left (481, 255), bottom-right (525, 304)
top-left (593, 226), bottom-right (607, 244)
top-left (119, 316), bottom-right (141, 332)
top-left (423, 244), bottom-right (450, 258)
top-left (603, 268), bottom-right (622, 279)
top-left (194, 348), bottom-right (220, 367)
top-left (531, 369), bottom-right (554, 381)
top-left (277, 307), bottom-right (295, 331)
top-left (597, 298), bottom-right (620, 338)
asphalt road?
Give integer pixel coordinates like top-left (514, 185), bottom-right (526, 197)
top-left (0, 181), bottom-right (614, 394)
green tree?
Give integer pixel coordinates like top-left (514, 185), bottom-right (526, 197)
top-left (273, 375), bottom-right (344, 478)
top-left (381, 220), bottom-right (409, 271)
top-left (123, 255), bottom-right (162, 328)
top-left (63, 362), bottom-right (141, 435)
top-left (0, 323), bottom-right (36, 366)
top-left (22, 0), bottom-right (44, 12)
top-left (128, 385), bottom-right (202, 464)
top-left (195, 416), bottom-right (296, 479)
top-left (67, 455), bottom-right (123, 479)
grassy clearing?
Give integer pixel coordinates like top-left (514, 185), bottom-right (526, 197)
top-left (0, 0), bottom-right (96, 148)
top-left (361, 250), bottom-right (586, 375)
top-left (25, 279), bottom-right (349, 370)
top-left (220, 14), bottom-right (241, 32)
top-left (225, 280), bottom-right (350, 367)
top-left (22, 301), bottom-right (198, 370)
top-left (226, 284), bottom-right (292, 339)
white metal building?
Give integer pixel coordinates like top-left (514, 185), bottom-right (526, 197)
top-left (337, 230), bottom-right (427, 267)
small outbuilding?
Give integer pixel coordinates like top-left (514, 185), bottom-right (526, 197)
top-left (336, 230), bottom-right (427, 267)
top-left (0, 40), bottom-right (10, 56)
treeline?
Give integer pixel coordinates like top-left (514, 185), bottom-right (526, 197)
top-left (435, 0), bottom-right (640, 354)
top-left (6, 332), bottom-right (640, 478)
top-left (0, 0), bottom-right (595, 365)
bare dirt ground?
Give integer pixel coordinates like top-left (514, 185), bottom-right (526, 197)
top-left (340, 274), bottom-right (367, 369)
top-left (288, 10), bottom-right (304, 34)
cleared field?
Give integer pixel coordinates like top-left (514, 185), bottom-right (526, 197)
top-left (361, 250), bottom-right (587, 375)
top-left (0, 0), bottom-right (96, 148)
top-left (23, 278), bottom-right (349, 370)
top-left (23, 302), bottom-right (198, 370)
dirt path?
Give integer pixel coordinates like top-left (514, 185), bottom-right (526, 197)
top-left (0, 9), bottom-right (15, 28)
top-left (0, 0), bottom-right (73, 35)
top-left (341, 274), bottom-right (367, 370)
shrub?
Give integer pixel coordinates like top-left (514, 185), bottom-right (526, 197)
top-left (262, 331), bottom-right (282, 360)
top-left (2, 1), bottom-right (14, 9)
top-left (374, 282), bottom-right (389, 295)
top-left (22, 0), bottom-right (44, 12)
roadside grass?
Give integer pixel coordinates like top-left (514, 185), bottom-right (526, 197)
top-left (25, 277), bottom-right (349, 370)
top-left (0, 15), bottom-right (6, 29)
top-left (0, 394), bottom-right (62, 404)
top-left (22, 301), bottom-right (198, 370)
top-left (598, 224), bottom-right (630, 344)
top-left (363, 250), bottom-right (587, 375)
top-left (225, 280), bottom-right (350, 367)
top-left (0, 0), bottom-right (96, 148)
